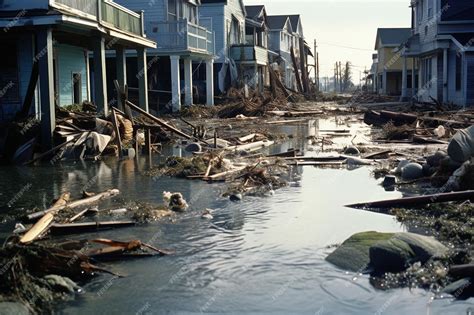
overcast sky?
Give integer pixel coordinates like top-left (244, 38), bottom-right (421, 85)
top-left (244, 0), bottom-right (411, 81)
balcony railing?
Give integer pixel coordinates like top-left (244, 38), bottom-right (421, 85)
top-left (230, 45), bottom-right (268, 65)
top-left (147, 19), bottom-right (214, 55)
top-left (50, 0), bottom-right (143, 36)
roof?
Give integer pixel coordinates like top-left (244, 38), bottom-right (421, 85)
top-left (267, 15), bottom-right (290, 31)
top-left (288, 15), bottom-right (301, 31)
top-left (245, 5), bottom-right (264, 19)
top-left (375, 28), bottom-right (412, 49)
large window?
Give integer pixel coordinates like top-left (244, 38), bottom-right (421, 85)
top-left (417, 0), bottom-right (424, 24)
top-left (0, 40), bottom-right (19, 103)
top-left (168, 0), bottom-right (177, 21)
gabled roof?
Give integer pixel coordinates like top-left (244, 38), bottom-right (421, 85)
top-left (267, 15), bottom-right (291, 31)
top-left (201, 0), bottom-right (247, 15)
top-left (375, 28), bottom-right (412, 49)
top-left (245, 5), bottom-right (264, 20)
top-left (288, 15), bottom-right (301, 32)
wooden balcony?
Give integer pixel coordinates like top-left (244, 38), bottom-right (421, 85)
top-left (230, 45), bottom-right (268, 65)
top-left (147, 19), bottom-right (214, 55)
top-left (50, 0), bottom-right (144, 37)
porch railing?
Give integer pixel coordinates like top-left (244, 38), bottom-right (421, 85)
top-left (230, 45), bottom-right (268, 64)
top-left (148, 19), bottom-right (214, 54)
top-left (50, 0), bottom-right (143, 36)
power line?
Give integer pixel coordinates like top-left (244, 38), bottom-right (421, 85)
top-left (318, 42), bottom-right (373, 52)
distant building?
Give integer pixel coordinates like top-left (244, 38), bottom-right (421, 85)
top-left (373, 28), bottom-right (413, 96)
top-left (403, 0), bottom-right (474, 107)
top-left (0, 0), bottom-right (155, 148)
top-left (267, 15), bottom-right (311, 91)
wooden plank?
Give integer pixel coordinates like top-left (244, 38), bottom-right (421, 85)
top-left (290, 46), bottom-right (304, 93)
top-left (17, 60), bottom-right (40, 119)
top-left (346, 190), bottom-right (474, 209)
top-left (27, 189), bottom-right (120, 221)
top-left (110, 107), bottom-right (123, 158)
top-left (20, 192), bottom-right (71, 244)
top-left (49, 221), bottom-right (135, 235)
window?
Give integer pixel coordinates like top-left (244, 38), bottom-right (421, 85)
top-left (0, 40), bottom-right (20, 103)
top-left (428, 0), bottom-right (433, 18)
top-left (168, 0), bottom-right (177, 21)
top-left (417, 0), bottom-right (424, 24)
top-left (456, 54), bottom-right (462, 91)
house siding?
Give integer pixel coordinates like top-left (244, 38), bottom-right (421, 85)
top-left (56, 44), bottom-right (88, 106)
top-left (200, 5), bottom-right (225, 61)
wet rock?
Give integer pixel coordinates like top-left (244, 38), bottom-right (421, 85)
top-left (327, 232), bottom-right (448, 273)
top-left (44, 275), bottom-right (80, 294)
top-left (401, 163), bottom-right (423, 180)
top-left (0, 302), bottom-right (30, 315)
top-left (326, 231), bottom-right (395, 272)
top-left (426, 150), bottom-right (447, 167)
top-left (369, 233), bottom-right (448, 273)
top-left (229, 193), bottom-right (243, 202)
top-left (396, 160), bottom-right (410, 174)
top-left (448, 125), bottom-right (474, 163)
top-left (343, 146), bottom-right (360, 156)
top-left (442, 278), bottom-right (474, 299)
top-left (163, 192), bottom-right (188, 212)
top-left (185, 142), bottom-right (202, 153)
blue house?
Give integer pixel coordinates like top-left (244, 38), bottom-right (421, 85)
top-left (403, 0), bottom-right (474, 106)
top-left (114, 0), bottom-right (215, 112)
top-left (200, 0), bottom-right (246, 93)
top-left (229, 5), bottom-right (270, 92)
top-left (0, 0), bottom-right (155, 148)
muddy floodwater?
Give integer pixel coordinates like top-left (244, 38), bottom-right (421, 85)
top-left (0, 118), bottom-right (472, 314)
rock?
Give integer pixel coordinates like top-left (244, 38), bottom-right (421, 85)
top-left (396, 160), bottom-right (410, 174)
top-left (326, 231), bottom-right (395, 272)
top-left (448, 125), bottom-right (474, 163)
top-left (369, 232), bottom-right (448, 273)
top-left (442, 278), bottom-right (474, 299)
top-left (382, 175), bottom-right (396, 188)
top-left (0, 302), bottom-right (30, 315)
top-left (401, 162), bottom-right (423, 180)
top-left (44, 275), bottom-right (80, 294)
top-left (185, 142), bottom-right (202, 153)
top-left (327, 232), bottom-right (448, 273)
top-left (229, 193), bottom-right (243, 202)
top-left (426, 150), bottom-right (447, 167)
top-left (162, 192), bottom-right (188, 212)
top-left (343, 146), bottom-right (360, 156)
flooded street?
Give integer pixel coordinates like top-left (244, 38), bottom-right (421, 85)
top-left (0, 118), bottom-right (472, 314)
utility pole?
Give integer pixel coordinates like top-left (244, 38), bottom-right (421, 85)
top-left (339, 61), bottom-right (343, 93)
top-left (314, 39), bottom-right (319, 92)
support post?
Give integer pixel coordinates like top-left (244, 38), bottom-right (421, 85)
top-left (206, 58), bottom-right (214, 106)
top-left (93, 36), bottom-right (108, 115)
top-left (443, 48), bottom-right (448, 103)
top-left (401, 56), bottom-right (408, 101)
top-left (116, 46), bottom-right (127, 111)
top-left (137, 47), bottom-right (149, 112)
top-left (183, 58), bottom-right (193, 106)
top-left (382, 70), bottom-right (387, 95)
top-left (411, 57), bottom-right (416, 98)
top-left (37, 28), bottom-right (55, 150)
top-left (170, 55), bottom-right (181, 112)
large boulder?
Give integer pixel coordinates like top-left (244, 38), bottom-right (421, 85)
top-left (369, 232), bottom-right (448, 273)
top-left (448, 126), bottom-right (474, 163)
top-left (327, 232), bottom-right (448, 273)
top-left (326, 231), bottom-right (394, 272)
